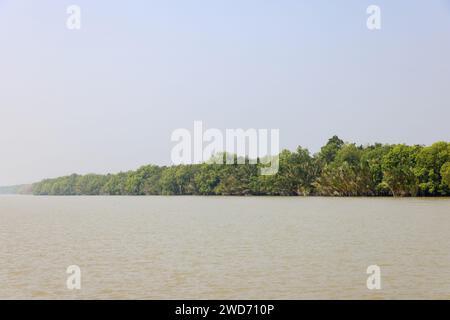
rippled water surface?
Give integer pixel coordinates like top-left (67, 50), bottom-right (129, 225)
top-left (0, 196), bottom-right (449, 299)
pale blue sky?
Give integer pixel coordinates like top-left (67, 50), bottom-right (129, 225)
top-left (1, 0), bottom-right (450, 185)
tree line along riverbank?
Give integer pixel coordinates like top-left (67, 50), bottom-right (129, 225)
top-left (30, 136), bottom-right (450, 197)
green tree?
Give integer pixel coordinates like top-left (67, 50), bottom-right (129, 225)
top-left (315, 144), bottom-right (373, 196)
top-left (102, 172), bottom-right (129, 195)
top-left (259, 147), bottom-right (318, 195)
top-left (194, 164), bottom-right (221, 195)
top-left (382, 145), bottom-right (421, 196)
top-left (360, 144), bottom-right (392, 195)
top-left (414, 142), bottom-right (450, 195)
top-left (318, 135), bottom-right (344, 164)
top-left (441, 162), bottom-right (450, 189)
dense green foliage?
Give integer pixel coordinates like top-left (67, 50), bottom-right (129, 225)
top-left (31, 137), bottom-right (450, 197)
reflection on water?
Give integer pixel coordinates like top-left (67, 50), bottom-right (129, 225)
top-left (0, 196), bottom-right (449, 299)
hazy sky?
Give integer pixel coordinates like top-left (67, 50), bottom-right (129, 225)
top-left (1, 0), bottom-right (450, 185)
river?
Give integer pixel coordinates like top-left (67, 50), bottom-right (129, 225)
top-left (0, 196), bottom-right (449, 299)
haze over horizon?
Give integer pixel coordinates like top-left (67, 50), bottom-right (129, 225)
top-left (1, 0), bottom-right (450, 185)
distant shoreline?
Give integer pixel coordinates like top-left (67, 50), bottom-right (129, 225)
top-left (29, 138), bottom-right (450, 198)
top-left (6, 137), bottom-right (450, 198)
top-left (2, 193), bottom-right (450, 198)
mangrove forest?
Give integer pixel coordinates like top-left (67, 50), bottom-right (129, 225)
top-left (30, 136), bottom-right (450, 197)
